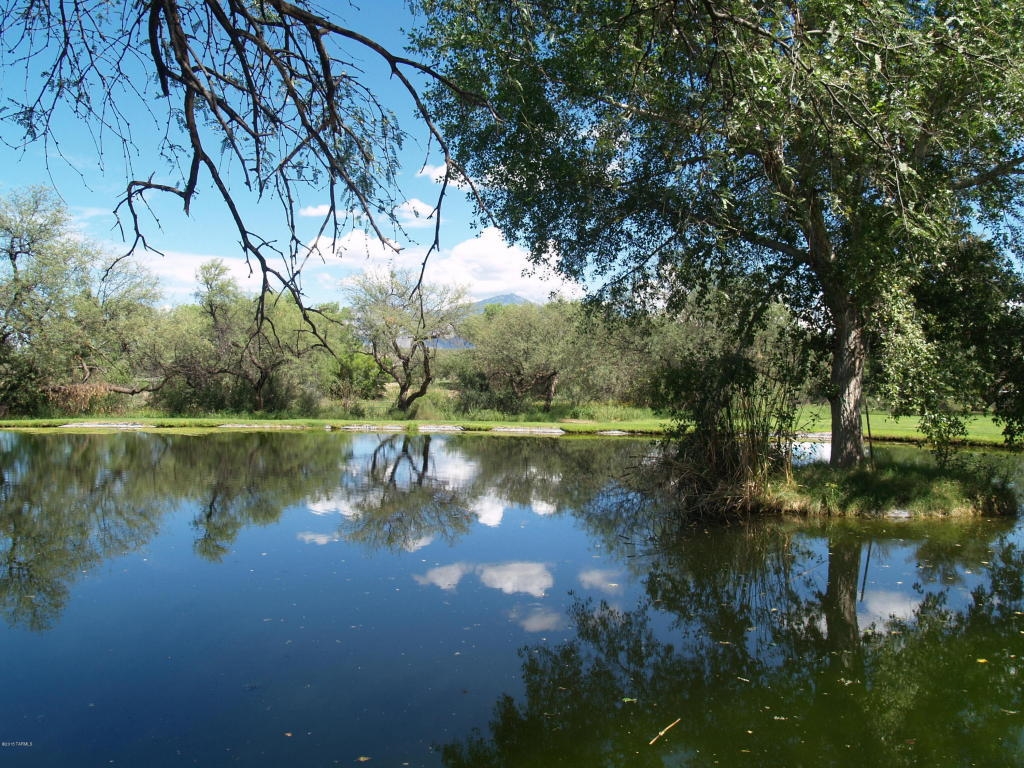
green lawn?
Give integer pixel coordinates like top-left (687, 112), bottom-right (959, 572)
top-left (796, 405), bottom-right (1009, 446)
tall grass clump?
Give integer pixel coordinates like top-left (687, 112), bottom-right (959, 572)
top-left (645, 297), bottom-right (819, 518)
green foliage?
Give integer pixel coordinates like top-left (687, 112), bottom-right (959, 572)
top-left (416, 0), bottom-right (1024, 465)
top-left (345, 269), bottom-right (470, 411)
top-left (874, 237), bottom-right (1024, 460)
top-left (331, 350), bottom-right (387, 402)
top-left (768, 447), bottom-right (1020, 516)
top-left (0, 186), bottom-right (161, 413)
top-left (643, 292), bottom-right (819, 510)
top-left (450, 299), bottom-right (671, 415)
top-left (1, 187), bottom-right (95, 392)
top-left (147, 261), bottom-right (360, 415)
top-left (458, 301), bottom-right (579, 412)
top-left (0, 344), bottom-right (45, 415)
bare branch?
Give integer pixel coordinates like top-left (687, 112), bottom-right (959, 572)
top-left (0, 0), bottom-right (492, 324)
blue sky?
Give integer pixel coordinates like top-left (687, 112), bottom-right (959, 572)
top-left (0, 0), bottom-right (577, 306)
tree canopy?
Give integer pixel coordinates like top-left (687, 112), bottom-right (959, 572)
top-left (0, 186), bottom-right (161, 412)
top-left (345, 268), bottom-right (469, 411)
top-left (415, 0), bottom-right (1024, 465)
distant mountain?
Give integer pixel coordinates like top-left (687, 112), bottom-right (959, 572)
top-left (433, 294), bottom-right (534, 350)
top-left (470, 293), bottom-right (534, 313)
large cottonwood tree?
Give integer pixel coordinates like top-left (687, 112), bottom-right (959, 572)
top-left (415, 0), bottom-right (1024, 466)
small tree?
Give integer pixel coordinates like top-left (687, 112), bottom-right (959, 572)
top-left (462, 301), bottom-right (578, 411)
top-left (0, 186), bottom-right (160, 413)
top-left (346, 270), bottom-right (469, 412)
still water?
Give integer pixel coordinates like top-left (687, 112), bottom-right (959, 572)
top-left (0, 430), bottom-right (1022, 766)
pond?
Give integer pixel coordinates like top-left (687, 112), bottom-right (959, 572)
top-left (0, 430), bottom-right (1022, 766)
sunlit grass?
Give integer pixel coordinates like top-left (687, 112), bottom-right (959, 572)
top-left (0, 401), bottom-right (1014, 445)
top-left (763, 447), bottom-right (1021, 516)
top-left (797, 405), bottom-right (1008, 446)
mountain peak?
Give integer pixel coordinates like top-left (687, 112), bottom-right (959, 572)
top-left (471, 293), bottom-right (533, 311)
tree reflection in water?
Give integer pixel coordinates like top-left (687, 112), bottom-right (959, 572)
top-left (322, 433), bottom-right (475, 551)
top-left (0, 433), bottom-right (167, 631)
top-left (0, 430), bottom-right (649, 628)
top-left (320, 433), bottom-right (649, 553)
top-left (0, 431), bottom-right (354, 629)
top-left (2, 430), bottom-right (1022, 766)
top-left (442, 515), bottom-right (1024, 767)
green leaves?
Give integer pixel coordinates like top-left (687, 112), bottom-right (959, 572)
top-left (345, 269), bottom-right (470, 411)
top-left (416, 0), bottom-right (1024, 459)
top-left (0, 187), bottom-right (161, 412)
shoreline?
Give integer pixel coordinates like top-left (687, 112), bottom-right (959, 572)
top-left (0, 418), bottom-right (1015, 449)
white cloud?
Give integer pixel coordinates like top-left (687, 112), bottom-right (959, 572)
top-left (434, 227), bottom-right (581, 303)
top-left (396, 198), bottom-right (437, 228)
top-left (415, 561), bottom-right (555, 599)
top-left (112, 224), bottom-right (578, 309)
top-left (308, 229), bottom-right (403, 261)
top-left (415, 161), bottom-right (473, 190)
top-left (478, 562), bottom-right (553, 598)
top-left (531, 499), bottom-right (557, 516)
top-left (299, 203), bottom-right (334, 218)
top-left (307, 492), bottom-right (361, 518)
top-left (135, 249), bottom-right (263, 304)
top-left (472, 496), bottom-right (506, 527)
top-left (414, 562), bottom-right (474, 591)
top-left (516, 607), bottom-right (565, 633)
top-left (416, 163), bottom-right (448, 184)
top-left (297, 532), bottom-right (341, 546)
top-left (579, 568), bottom-right (623, 595)
top-left (860, 589), bottom-right (922, 626)
top-left (434, 453), bottom-right (479, 485)
top-left (403, 535), bottom-right (434, 553)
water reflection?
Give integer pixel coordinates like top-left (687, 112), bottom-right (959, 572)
top-left (0, 433), bottom-right (166, 630)
top-left (1, 431), bottom-right (1022, 766)
top-left (443, 514), bottom-right (1024, 766)
top-left (0, 431), bottom-right (352, 630)
top-left (414, 561), bottom-right (555, 597)
top-left (301, 433), bottom-right (647, 552)
top-left (0, 431), bottom-right (647, 630)
top-left (306, 434), bottom-right (477, 551)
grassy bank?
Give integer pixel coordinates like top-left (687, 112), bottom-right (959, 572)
top-left (796, 405), bottom-right (1009, 446)
top-left (0, 404), bottom-right (1012, 443)
top-left (762, 449), bottom-right (1021, 517)
top-left (2, 410), bottom-right (1019, 518)
top-left (0, 414), bottom-right (670, 435)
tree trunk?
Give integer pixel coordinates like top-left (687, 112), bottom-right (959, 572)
top-left (542, 372), bottom-right (558, 412)
top-left (395, 342), bottom-right (432, 411)
top-left (822, 535), bottom-right (861, 652)
top-left (829, 298), bottom-right (866, 468)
